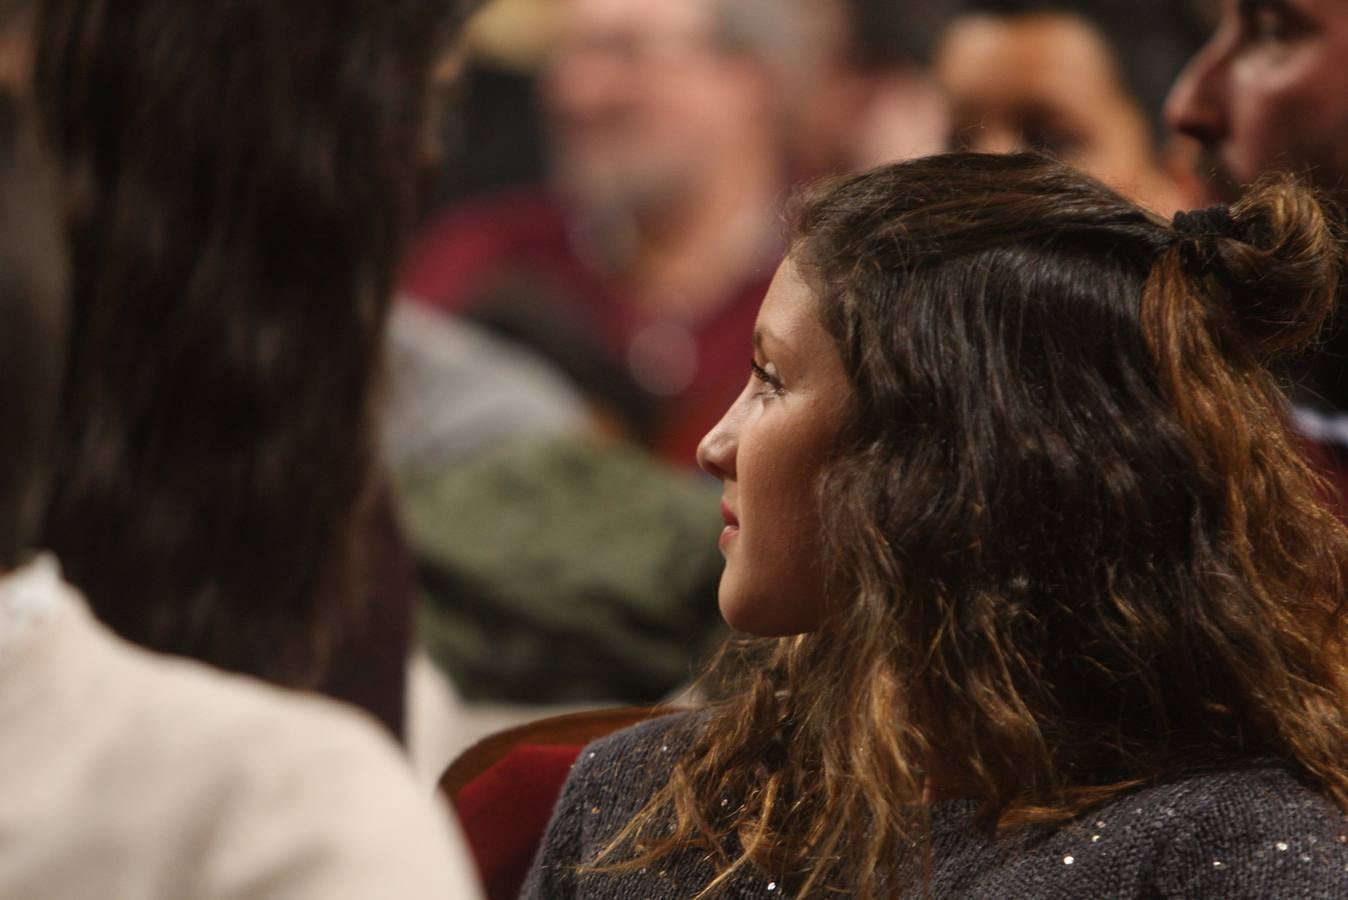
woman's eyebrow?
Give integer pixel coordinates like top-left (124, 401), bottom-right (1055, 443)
top-left (753, 326), bottom-right (783, 357)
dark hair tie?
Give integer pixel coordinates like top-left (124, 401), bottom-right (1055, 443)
top-left (1170, 205), bottom-right (1242, 276)
top-left (1172, 205), bottom-right (1240, 239)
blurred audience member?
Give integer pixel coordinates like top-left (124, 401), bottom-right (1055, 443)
top-left (0, 89), bottom-right (480, 900)
top-left (938, 0), bottom-right (1203, 213)
top-left (31, 0), bottom-right (472, 738)
top-left (403, 0), bottom-right (817, 464)
top-left (391, 0), bottom-right (775, 710)
top-left (1167, 0), bottom-right (1348, 504)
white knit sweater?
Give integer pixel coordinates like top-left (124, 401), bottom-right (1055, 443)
top-left (0, 556), bottom-right (481, 900)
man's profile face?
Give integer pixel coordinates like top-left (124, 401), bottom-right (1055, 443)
top-left (1166, 0), bottom-right (1348, 204)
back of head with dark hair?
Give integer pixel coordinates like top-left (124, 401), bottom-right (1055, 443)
top-left (0, 92), bottom-right (65, 570)
top-left (31, 0), bottom-right (462, 683)
top-left (608, 153), bottom-right (1348, 897)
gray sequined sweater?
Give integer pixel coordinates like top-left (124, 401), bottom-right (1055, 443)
top-left (521, 713), bottom-right (1348, 898)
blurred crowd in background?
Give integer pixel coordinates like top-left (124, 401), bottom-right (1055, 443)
top-left (399, 0), bottom-right (1220, 771)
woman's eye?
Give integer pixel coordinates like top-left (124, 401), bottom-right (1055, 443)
top-left (750, 360), bottom-right (784, 398)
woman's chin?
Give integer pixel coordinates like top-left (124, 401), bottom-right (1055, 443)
top-left (718, 585), bottom-right (818, 638)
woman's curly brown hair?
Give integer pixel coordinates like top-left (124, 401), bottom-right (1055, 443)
top-left (596, 153), bottom-right (1348, 897)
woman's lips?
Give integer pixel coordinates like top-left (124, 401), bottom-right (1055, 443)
top-left (719, 501), bottom-right (739, 550)
top-left (720, 500), bottom-right (739, 528)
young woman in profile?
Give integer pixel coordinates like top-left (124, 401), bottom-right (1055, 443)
top-left (523, 153), bottom-right (1348, 897)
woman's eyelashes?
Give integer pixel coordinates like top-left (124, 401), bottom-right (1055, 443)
top-left (750, 359), bottom-right (785, 399)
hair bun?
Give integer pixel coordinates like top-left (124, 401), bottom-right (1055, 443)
top-left (1202, 177), bottom-right (1344, 359)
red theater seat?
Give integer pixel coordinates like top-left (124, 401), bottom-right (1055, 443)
top-left (441, 707), bottom-right (679, 900)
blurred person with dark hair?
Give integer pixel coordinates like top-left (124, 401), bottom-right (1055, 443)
top-left (390, 0), bottom-right (808, 712)
top-left (1167, 0), bottom-right (1348, 494)
top-left (937, 0), bottom-right (1203, 213)
top-left (0, 90), bottom-right (481, 900)
top-left (29, 0), bottom-right (480, 739)
top-left (403, 0), bottom-right (820, 465)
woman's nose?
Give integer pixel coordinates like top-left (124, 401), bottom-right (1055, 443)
top-left (696, 410), bottom-right (737, 481)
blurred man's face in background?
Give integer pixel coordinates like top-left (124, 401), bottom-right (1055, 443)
top-left (1167, 0), bottom-right (1348, 204)
top-left (938, 13), bottom-right (1171, 207)
top-left (542, 0), bottom-right (768, 213)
